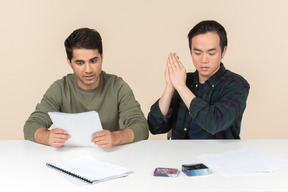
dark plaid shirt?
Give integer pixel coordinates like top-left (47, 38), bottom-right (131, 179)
top-left (148, 63), bottom-right (250, 139)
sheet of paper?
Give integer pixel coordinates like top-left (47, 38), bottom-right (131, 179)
top-left (48, 111), bottom-right (102, 147)
top-left (197, 148), bottom-right (288, 177)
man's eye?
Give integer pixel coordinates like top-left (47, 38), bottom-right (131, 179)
top-left (209, 52), bottom-right (216, 56)
top-left (76, 62), bottom-right (83, 65)
top-left (195, 52), bottom-right (201, 56)
top-left (91, 59), bottom-right (97, 63)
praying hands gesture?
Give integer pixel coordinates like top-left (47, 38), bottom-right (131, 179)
top-left (159, 53), bottom-right (195, 116)
top-left (166, 53), bottom-right (187, 90)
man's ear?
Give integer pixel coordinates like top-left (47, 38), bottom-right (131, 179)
top-left (67, 58), bottom-right (72, 67)
top-left (221, 46), bottom-right (227, 59)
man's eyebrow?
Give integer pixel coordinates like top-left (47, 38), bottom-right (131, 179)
top-left (207, 48), bottom-right (216, 52)
top-left (90, 56), bottom-right (99, 61)
top-left (74, 59), bottom-right (84, 63)
top-left (74, 57), bottom-right (99, 63)
top-left (193, 48), bottom-right (217, 52)
top-left (193, 48), bottom-right (202, 52)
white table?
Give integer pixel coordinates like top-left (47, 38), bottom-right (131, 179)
top-left (1, 140), bottom-right (288, 192)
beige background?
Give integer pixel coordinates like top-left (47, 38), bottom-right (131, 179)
top-left (0, 0), bottom-right (287, 140)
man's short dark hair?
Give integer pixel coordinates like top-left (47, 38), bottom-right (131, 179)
top-left (187, 20), bottom-right (227, 53)
top-left (64, 28), bottom-right (103, 61)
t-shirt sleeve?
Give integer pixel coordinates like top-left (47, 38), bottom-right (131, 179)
top-left (23, 81), bottom-right (62, 141)
top-left (117, 80), bottom-right (149, 142)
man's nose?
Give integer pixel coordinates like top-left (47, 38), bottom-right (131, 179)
top-left (201, 54), bottom-right (208, 63)
top-left (84, 63), bottom-right (92, 73)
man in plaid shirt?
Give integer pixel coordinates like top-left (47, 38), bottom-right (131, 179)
top-left (148, 20), bottom-right (250, 139)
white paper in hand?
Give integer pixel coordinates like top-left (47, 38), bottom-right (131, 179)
top-left (48, 111), bottom-right (103, 147)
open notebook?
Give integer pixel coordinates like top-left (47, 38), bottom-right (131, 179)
top-left (47, 155), bottom-right (132, 184)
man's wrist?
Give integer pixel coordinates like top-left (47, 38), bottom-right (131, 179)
top-left (174, 83), bottom-right (187, 93)
top-left (177, 85), bottom-right (195, 109)
top-left (112, 129), bottom-right (134, 146)
top-left (164, 85), bottom-right (175, 95)
top-left (34, 128), bottom-right (50, 145)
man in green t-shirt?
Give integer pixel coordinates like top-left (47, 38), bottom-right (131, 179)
top-left (24, 28), bottom-right (149, 148)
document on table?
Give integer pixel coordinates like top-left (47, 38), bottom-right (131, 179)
top-left (47, 155), bottom-right (132, 185)
top-left (197, 148), bottom-right (288, 176)
top-left (48, 111), bottom-right (102, 147)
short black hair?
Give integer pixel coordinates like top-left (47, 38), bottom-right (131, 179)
top-left (188, 20), bottom-right (227, 53)
top-left (64, 28), bottom-right (103, 61)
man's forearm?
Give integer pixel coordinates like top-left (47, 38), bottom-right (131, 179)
top-left (112, 128), bottom-right (134, 145)
top-left (159, 86), bottom-right (175, 116)
top-left (176, 85), bottom-right (195, 110)
top-left (34, 127), bottom-right (50, 145)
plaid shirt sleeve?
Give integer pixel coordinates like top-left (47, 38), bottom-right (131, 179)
top-left (189, 73), bottom-right (250, 135)
top-left (147, 99), bottom-right (174, 134)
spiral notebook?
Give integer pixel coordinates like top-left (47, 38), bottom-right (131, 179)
top-left (46, 155), bottom-right (132, 184)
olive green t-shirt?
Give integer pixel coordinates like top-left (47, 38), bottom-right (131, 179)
top-left (24, 71), bottom-right (149, 142)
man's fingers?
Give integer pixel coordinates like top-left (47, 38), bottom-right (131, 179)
top-left (172, 53), bottom-right (183, 68)
top-left (91, 130), bottom-right (113, 148)
top-left (168, 52), bottom-right (183, 72)
top-left (55, 135), bottom-right (70, 141)
top-left (51, 141), bottom-right (66, 147)
top-left (92, 129), bottom-right (109, 136)
top-left (50, 137), bottom-right (69, 146)
top-left (175, 55), bottom-right (184, 69)
top-left (92, 135), bottom-right (106, 143)
top-left (92, 134), bottom-right (111, 144)
top-left (53, 133), bottom-right (70, 140)
top-left (51, 128), bottom-right (67, 134)
top-left (168, 53), bottom-right (176, 70)
top-left (94, 138), bottom-right (111, 148)
top-left (93, 137), bottom-right (111, 148)
top-left (48, 129), bottom-right (70, 147)
top-left (98, 143), bottom-right (111, 149)
top-left (51, 129), bottom-right (70, 139)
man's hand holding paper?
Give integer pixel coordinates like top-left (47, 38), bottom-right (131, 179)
top-left (48, 111), bottom-right (103, 147)
top-left (92, 128), bottom-right (134, 149)
top-left (35, 127), bottom-right (71, 147)
top-left (48, 128), bottom-right (71, 147)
